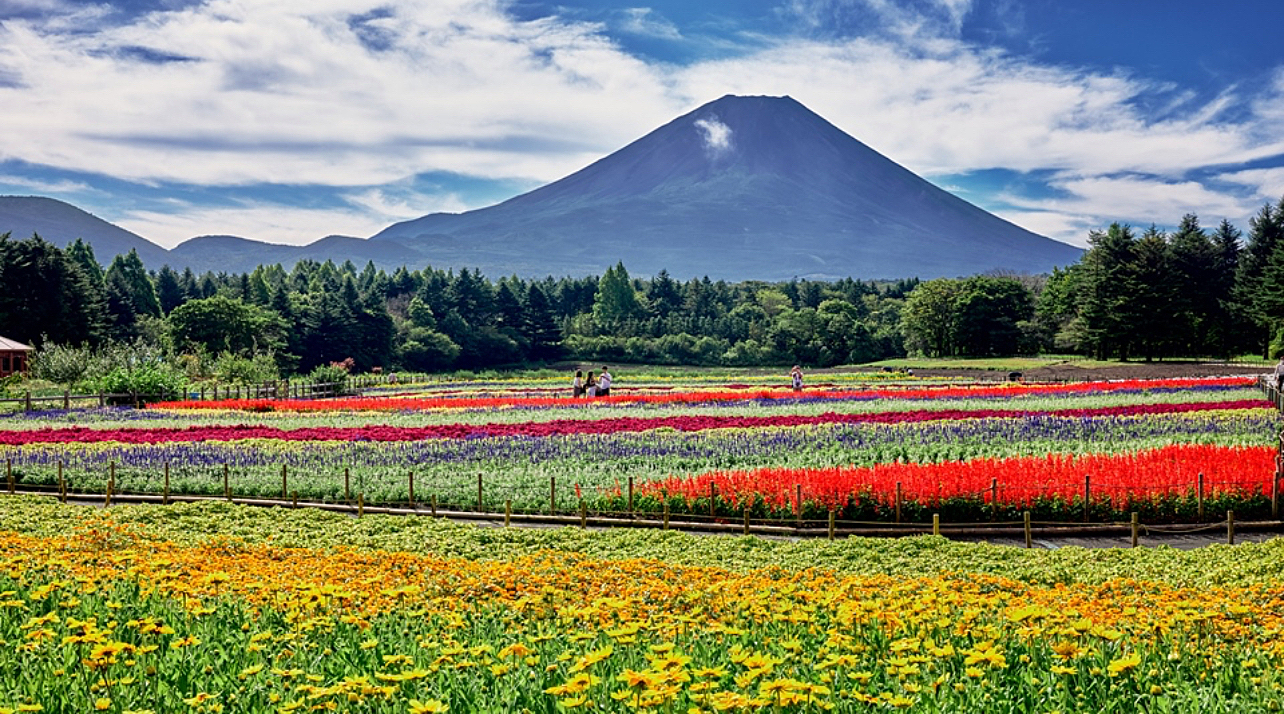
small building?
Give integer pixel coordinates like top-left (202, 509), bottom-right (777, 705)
top-left (0, 336), bottom-right (32, 378)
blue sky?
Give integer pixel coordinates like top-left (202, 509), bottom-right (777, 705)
top-left (2, 0), bottom-right (1284, 250)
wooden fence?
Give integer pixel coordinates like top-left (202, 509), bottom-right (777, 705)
top-left (0, 371), bottom-right (432, 411)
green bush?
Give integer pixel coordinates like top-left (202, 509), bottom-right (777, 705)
top-left (98, 363), bottom-right (187, 405)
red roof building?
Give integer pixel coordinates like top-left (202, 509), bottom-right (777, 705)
top-left (0, 336), bottom-right (32, 378)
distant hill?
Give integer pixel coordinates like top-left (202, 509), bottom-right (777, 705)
top-left (372, 94), bottom-right (1082, 280)
top-left (0, 195), bottom-right (170, 266)
top-left (169, 234), bottom-right (425, 274)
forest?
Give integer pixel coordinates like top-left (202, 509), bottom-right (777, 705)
top-left (3, 195), bottom-right (1284, 389)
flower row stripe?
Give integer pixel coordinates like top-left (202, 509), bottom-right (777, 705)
top-left (151, 376), bottom-right (1255, 411)
top-left (0, 399), bottom-right (1268, 445)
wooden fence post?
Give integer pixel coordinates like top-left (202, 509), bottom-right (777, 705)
top-left (5, 459), bottom-right (11, 495)
top-left (932, 513), bottom-right (940, 536)
top-left (106, 462), bottom-right (115, 507)
top-left (580, 500), bottom-right (587, 529)
top-left (292, 490), bottom-right (298, 508)
top-left (24, 391), bottom-right (31, 412)
top-left (344, 467), bottom-right (350, 503)
top-left (1227, 510), bottom-right (1235, 545)
top-left (63, 390), bottom-right (69, 410)
top-left (223, 464), bottom-right (230, 501)
top-left (627, 476), bottom-right (634, 517)
top-left (504, 500), bottom-right (511, 527)
top-left (163, 462), bottom-right (170, 505)
top-left (1023, 511), bottom-right (1032, 548)
top-left (281, 464), bottom-right (288, 500)
top-left (1131, 512), bottom-right (1139, 548)
top-left (358, 493), bottom-right (364, 517)
top-left (477, 473), bottom-right (484, 512)
top-left (1197, 472), bottom-right (1205, 521)
top-left (663, 499), bottom-right (670, 530)
top-left (709, 482), bottom-right (717, 518)
top-left (796, 483), bottom-right (803, 528)
top-left (431, 494), bottom-right (437, 517)
top-left (894, 482), bottom-right (902, 524)
top-left (1083, 475), bottom-right (1091, 523)
top-left (550, 476), bottom-right (556, 515)
top-left (990, 477), bottom-right (997, 521)
top-left (408, 472), bottom-right (415, 507)
top-left (828, 510), bottom-right (835, 540)
top-left (743, 508), bottom-right (750, 535)
top-left (58, 460), bottom-right (65, 503)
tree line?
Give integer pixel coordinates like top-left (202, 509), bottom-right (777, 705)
top-left (3, 196), bottom-right (1284, 383)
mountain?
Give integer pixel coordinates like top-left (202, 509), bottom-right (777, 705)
top-left (372, 94), bottom-right (1082, 280)
top-left (0, 95), bottom-right (1083, 280)
top-left (170, 234), bottom-right (424, 274)
top-left (0, 195), bottom-right (170, 266)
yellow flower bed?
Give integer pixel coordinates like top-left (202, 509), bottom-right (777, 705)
top-left (1, 516), bottom-right (1282, 712)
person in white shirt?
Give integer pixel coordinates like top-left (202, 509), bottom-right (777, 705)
top-left (1274, 357), bottom-right (1284, 389)
top-left (585, 371), bottom-right (597, 398)
top-left (790, 365), bottom-right (803, 392)
top-left (572, 369), bottom-right (585, 398)
top-left (598, 366), bottom-right (612, 397)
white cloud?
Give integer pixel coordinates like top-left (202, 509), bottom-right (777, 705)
top-left (992, 174), bottom-right (1260, 246)
top-left (117, 202), bottom-right (392, 249)
top-left (620, 8), bottom-right (682, 40)
top-left (1, 0), bottom-right (1283, 249)
top-left (0, 175), bottom-right (96, 194)
top-left (343, 187), bottom-right (474, 220)
top-left (693, 115), bottom-right (733, 155)
top-left (1220, 167), bottom-right (1284, 204)
top-left (0, 0), bottom-right (682, 187)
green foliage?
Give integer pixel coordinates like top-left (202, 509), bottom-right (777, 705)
top-left (98, 361), bottom-right (186, 402)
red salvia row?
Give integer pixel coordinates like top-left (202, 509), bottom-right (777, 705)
top-left (633, 444), bottom-right (1276, 512)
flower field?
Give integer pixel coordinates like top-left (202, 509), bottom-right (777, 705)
top-left (0, 375), bottom-right (1279, 524)
top-left (2, 497), bottom-right (1284, 713)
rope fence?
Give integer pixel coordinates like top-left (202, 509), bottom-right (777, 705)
top-left (2, 457), bottom-right (1279, 545)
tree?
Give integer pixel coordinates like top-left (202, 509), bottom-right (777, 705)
top-left (155, 265), bottom-right (186, 315)
top-left (900, 279), bottom-right (961, 357)
top-left (1129, 225), bottom-right (1175, 360)
top-left (953, 277), bottom-right (1032, 356)
top-left (1236, 199), bottom-right (1284, 357)
top-left (1078, 223), bottom-right (1140, 359)
top-left (0, 233), bottom-right (104, 346)
top-left (523, 284), bottom-right (562, 361)
top-left (593, 262), bottom-right (643, 332)
top-left (168, 295), bottom-right (286, 355)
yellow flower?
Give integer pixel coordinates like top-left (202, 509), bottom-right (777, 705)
top-left (408, 699), bottom-right (449, 714)
top-left (94, 699), bottom-right (110, 711)
top-left (1107, 653), bottom-right (1141, 677)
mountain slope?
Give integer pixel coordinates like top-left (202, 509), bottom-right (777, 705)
top-left (0, 196), bottom-right (170, 266)
top-left (372, 94), bottom-right (1082, 280)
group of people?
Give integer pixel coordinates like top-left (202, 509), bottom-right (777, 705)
top-left (572, 366), bottom-right (613, 398)
top-left (571, 364), bottom-right (806, 397)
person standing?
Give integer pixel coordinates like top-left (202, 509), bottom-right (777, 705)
top-left (585, 371), bottom-right (597, 398)
top-left (598, 366), bottom-right (612, 397)
top-left (1275, 357), bottom-right (1284, 389)
top-left (572, 369), bottom-right (585, 398)
top-left (790, 365), bottom-right (803, 392)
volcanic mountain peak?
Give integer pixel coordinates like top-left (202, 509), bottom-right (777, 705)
top-left (371, 95), bottom-right (1081, 280)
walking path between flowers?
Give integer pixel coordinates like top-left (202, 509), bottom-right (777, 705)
top-left (55, 491), bottom-right (1283, 550)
